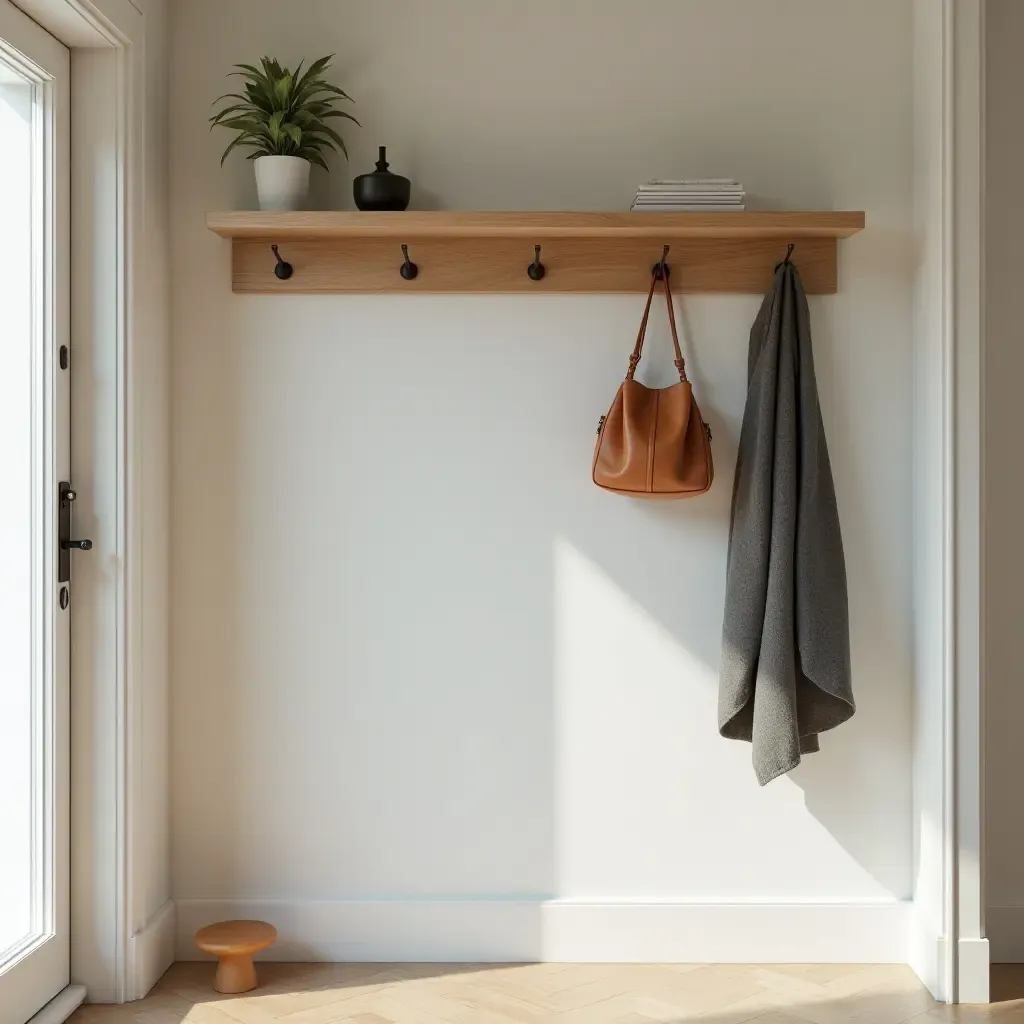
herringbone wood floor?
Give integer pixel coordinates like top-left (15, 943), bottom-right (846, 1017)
top-left (69, 962), bottom-right (1024, 1024)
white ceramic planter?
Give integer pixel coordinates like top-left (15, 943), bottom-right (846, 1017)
top-left (254, 155), bottom-right (311, 211)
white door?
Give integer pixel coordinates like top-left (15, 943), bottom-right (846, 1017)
top-left (0, 2), bottom-right (71, 1023)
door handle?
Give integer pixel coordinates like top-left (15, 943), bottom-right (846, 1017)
top-left (58, 482), bottom-right (92, 582)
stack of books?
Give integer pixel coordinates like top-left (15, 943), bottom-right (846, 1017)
top-left (630, 179), bottom-right (746, 212)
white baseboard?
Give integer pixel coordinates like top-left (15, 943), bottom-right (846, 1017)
top-left (175, 898), bottom-right (911, 964)
top-left (957, 937), bottom-right (990, 1003)
top-left (129, 899), bottom-right (176, 999)
top-left (988, 905), bottom-right (1024, 963)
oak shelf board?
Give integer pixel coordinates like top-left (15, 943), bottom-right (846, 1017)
top-left (206, 210), bottom-right (866, 241)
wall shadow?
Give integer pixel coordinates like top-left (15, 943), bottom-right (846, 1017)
top-left (546, 270), bottom-right (913, 902)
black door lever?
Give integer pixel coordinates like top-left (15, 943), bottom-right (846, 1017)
top-left (58, 482), bottom-right (92, 582)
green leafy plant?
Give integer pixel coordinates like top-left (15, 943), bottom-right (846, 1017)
top-left (210, 55), bottom-right (358, 169)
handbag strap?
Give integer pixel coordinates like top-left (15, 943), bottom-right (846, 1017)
top-left (626, 268), bottom-right (688, 382)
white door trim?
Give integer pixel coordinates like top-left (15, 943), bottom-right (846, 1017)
top-left (911, 0), bottom-right (987, 1005)
top-left (12, 0), bottom-right (171, 1006)
top-left (911, 0), bottom-right (988, 1005)
top-left (68, 31), bottom-right (135, 1003)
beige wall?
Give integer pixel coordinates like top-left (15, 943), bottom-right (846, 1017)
top-left (169, 0), bottom-right (915, 960)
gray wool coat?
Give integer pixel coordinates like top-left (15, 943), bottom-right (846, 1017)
top-left (718, 261), bottom-right (854, 786)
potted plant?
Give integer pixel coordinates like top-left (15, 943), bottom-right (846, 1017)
top-left (211, 55), bottom-right (358, 211)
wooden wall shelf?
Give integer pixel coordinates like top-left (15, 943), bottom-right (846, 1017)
top-left (206, 211), bottom-right (865, 295)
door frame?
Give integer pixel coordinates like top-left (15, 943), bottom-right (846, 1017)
top-left (10, 0), bottom-right (171, 1008)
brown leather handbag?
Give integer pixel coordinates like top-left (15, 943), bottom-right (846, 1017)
top-left (593, 268), bottom-right (713, 498)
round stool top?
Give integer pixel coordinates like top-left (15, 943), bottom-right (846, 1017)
top-left (195, 919), bottom-right (277, 956)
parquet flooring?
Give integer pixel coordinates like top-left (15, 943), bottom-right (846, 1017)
top-left (68, 962), bottom-right (1024, 1024)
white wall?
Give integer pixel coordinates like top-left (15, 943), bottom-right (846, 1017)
top-left (985, 0), bottom-right (1024, 965)
top-left (170, 0), bottom-right (916, 961)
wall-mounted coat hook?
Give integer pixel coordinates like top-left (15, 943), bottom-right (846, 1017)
top-left (271, 244), bottom-right (293, 280)
top-left (400, 244), bottom-right (418, 280)
top-left (213, 211), bottom-right (862, 294)
top-left (527, 244), bottom-right (546, 281)
top-left (775, 242), bottom-right (796, 271)
top-left (652, 244), bottom-right (671, 280)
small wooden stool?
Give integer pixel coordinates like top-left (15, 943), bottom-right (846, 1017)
top-left (194, 919), bottom-right (277, 994)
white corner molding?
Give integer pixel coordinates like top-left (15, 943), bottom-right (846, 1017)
top-left (174, 899), bottom-right (911, 965)
top-left (907, 0), bottom-right (988, 1003)
top-left (128, 899), bottom-right (176, 1000)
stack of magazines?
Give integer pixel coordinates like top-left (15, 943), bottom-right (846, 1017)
top-left (630, 179), bottom-right (746, 212)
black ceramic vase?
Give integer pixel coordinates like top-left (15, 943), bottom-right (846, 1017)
top-left (353, 146), bottom-right (411, 211)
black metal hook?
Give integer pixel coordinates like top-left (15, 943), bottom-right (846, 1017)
top-left (652, 244), bottom-right (671, 280)
top-left (775, 243), bottom-right (795, 272)
top-left (400, 244), bottom-right (418, 280)
top-left (527, 244), bottom-right (546, 281)
top-left (271, 244), bottom-right (293, 280)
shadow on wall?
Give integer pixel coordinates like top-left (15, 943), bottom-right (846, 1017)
top-left (551, 290), bottom-right (911, 903)
top-left (172, 258), bottom-right (912, 912)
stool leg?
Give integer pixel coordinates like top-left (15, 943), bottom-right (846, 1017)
top-left (214, 953), bottom-right (258, 994)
